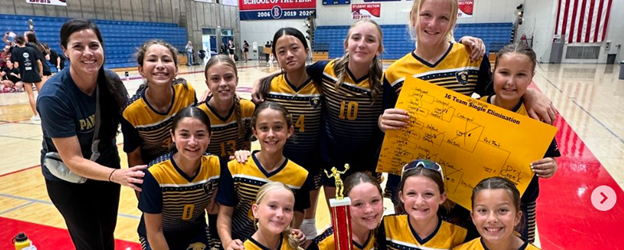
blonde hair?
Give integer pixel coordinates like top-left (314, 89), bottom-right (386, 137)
top-left (255, 182), bottom-right (300, 250)
top-left (409, 0), bottom-right (458, 43)
top-left (334, 19), bottom-right (383, 103)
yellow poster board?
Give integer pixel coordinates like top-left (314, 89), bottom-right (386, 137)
top-left (376, 76), bottom-right (557, 210)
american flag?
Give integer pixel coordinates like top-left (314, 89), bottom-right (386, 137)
top-left (554, 0), bottom-right (613, 43)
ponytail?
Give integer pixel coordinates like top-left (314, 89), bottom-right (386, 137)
top-left (97, 68), bottom-right (126, 143)
top-left (283, 227), bottom-right (302, 250)
top-left (135, 83), bottom-right (147, 95)
top-left (369, 55), bottom-right (383, 103)
top-left (333, 53), bottom-right (349, 90)
top-left (234, 95), bottom-right (245, 138)
top-left (257, 74), bottom-right (277, 104)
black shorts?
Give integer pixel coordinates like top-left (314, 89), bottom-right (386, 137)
top-left (21, 71), bottom-right (41, 83)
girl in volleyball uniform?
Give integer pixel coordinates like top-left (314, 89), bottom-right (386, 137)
top-left (244, 182), bottom-right (302, 250)
top-left (216, 149), bottom-right (313, 242)
top-left (216, 102), bottom-right (314, 249)
top-left (122, 40), bottom-right (197, 165)
top-left (382, 42), bottom-right (490, 109)
top-left (308, 58), bottom-right (384, 185)
top-left (138, 153), bottom-right (223, 249)
top-left (263, 74), bottom-right (323, 181)
top-left (122, 80), bottom-right (196, 164)
top-left (138, 106), bottom-right (222, 250)
top-left (197, 98), bottom-right (254, 158)
top-left (197, 55), bottom-right (255, 159)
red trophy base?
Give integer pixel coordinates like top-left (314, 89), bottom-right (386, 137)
top-left (329, 198), bottom-right (352, 250)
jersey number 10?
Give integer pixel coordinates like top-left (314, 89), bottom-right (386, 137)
top-left (339, 101), bottom-right (359, 120)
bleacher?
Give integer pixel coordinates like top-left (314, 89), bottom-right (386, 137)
top-left (313, 22), bottom-right (513, 60)
top-left (0, 14), bottom-right (187, 69)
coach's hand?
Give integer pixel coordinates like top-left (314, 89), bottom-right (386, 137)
top-left (110, 165), bottom-right (147, 191)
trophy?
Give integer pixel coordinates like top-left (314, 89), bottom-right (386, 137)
top-left (324, 164), bottom-right (351, 250)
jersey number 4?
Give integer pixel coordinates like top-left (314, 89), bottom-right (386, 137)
top-left (339, 101), bottom-right (358, 120)
top-left (295, 114), bottom-right (305, 132)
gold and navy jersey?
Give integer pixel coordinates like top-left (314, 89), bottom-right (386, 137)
top-left (479, 96), bottom-right (560, 203)
top-left (377, 214), bottom-right (467, 250)
top-left (383, 42), bottom-right (491, 110)
top-left (308, 60), bottom-right (384, 172)
top-left (122, 82), bottom-right (197, 163)
top-left (137, 153), bottom-right (223, 238)
top-left (244, 234), bottom-right (295, 250)
top-left (452, 237), bottom-right (540, 250)
top-left (216, 151), bottom-right (314, 242)
top-left (196, 98), bottom-right (255, 158)
top-left (308, 227), bottom-right (375, 250)
top-left (479, 96), bottom-right (529, 116)
top-left (265, 73), bottom-right (323, 169)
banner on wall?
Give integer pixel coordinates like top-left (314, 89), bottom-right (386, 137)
top-left (239, 0), bottom-right (315, 20)
top-left (195, 0), bottom-right (213, 3)
top-left (25, 0), bottom-right (66, 6)
top-left (351, 4), bottom-right (380, 20)
top-left (458, 0), bottom-right (473, 18)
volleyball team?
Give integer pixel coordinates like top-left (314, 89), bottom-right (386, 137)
top-left (37, 0), bottom-right (560, 250)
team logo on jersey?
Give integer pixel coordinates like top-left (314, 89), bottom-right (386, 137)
top-left (456, 71), bottom-right (469, 85)
top-left (203, 180), bottom-right (215, 194)
top-left (187, 242), bottom-right (206, 250)
top-left (310, 97), bottom-right (321, 109)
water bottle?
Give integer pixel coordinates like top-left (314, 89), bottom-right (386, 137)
top-left (13, 232), bottom-right (37, 250)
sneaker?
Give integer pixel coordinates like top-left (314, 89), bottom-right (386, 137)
top-left (31, 115), bottom-right (41, 121)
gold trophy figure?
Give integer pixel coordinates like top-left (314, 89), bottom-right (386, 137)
top-left (324, 164), bottom-right (350, 200)
top-left (325, 163), bottom-right (352, 250)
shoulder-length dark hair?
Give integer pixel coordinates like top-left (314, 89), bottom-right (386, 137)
top-left (60, 19), bottom-right (126, 143)
top-left (258, 27), bottom-right (309, 99)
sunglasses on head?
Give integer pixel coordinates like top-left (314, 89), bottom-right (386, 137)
top-left (401, 159), bottom-right (444, 181)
